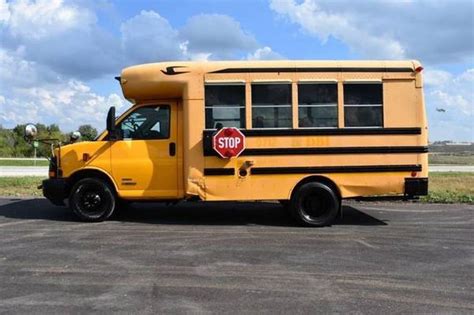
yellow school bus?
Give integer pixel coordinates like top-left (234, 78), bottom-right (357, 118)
top-left (36, 60), bottom-right (428, 226)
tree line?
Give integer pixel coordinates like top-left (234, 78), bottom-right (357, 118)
top-left (0, 124), bottom-right (98, 157)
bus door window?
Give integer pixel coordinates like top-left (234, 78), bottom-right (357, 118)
top-left (120, 106), bottom-right (170, 140)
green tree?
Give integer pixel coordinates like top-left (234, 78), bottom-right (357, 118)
top-left (0, 125), bottom-right (15, 157)
top-left (0, 123), bottom-right (69, 157)
top-left (12, 124), bottom-right (33, 157)
top-left (9, 123), bottom-right (66, 157)
top-left (78, 124), bottom-right (98, 141)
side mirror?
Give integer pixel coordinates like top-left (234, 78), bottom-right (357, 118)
top-left (106, 106), bottom-right (116, 132)
top-left (106, 106), bottom-right (119, 140)
top-left (24, 124), bottom-right (38, 142)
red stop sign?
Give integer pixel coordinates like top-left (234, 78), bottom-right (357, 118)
top-left (212, 127), bottom-right (246, 158)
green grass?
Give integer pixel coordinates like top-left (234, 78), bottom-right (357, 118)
top-left (0, 159), bottom-right (49, 166)
top-left (0, 176), bottom-right (44, 197)
top-left (0, 173), bottom-right (473, 203)
top-left (421, 172), bottom-right (474, 204)
top-left (429, 154), bottom-right (474, 165)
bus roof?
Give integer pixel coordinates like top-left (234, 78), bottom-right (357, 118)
top-left (119, 60), bottom-right (422, 101)
top-left (122, 60), bottom-right (421, 74)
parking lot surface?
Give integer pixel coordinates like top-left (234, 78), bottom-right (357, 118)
top-left (0, 198), bottom-right (473, 314)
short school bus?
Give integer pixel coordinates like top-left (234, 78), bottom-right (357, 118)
top-left (40, 60), bottom-right (428, 226)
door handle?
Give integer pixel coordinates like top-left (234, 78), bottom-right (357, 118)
top-left (169, 142), bottom-right (176, 156)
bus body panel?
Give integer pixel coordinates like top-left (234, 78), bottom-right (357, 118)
top-left (61, 60), bottom-right (428, 202)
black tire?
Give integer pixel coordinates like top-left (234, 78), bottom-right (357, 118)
top-left (69, 178), bottom-right (116, 222)
top-left (290, 182), bottom-right (340, 227)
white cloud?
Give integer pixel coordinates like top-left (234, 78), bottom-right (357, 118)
top-left (425, 69), bottom-right (474, 141)
top-left (1, 0), bottom-right (120, 80)
top-left (0, 2), bottom-right (282, 133)
top-left (0, 48), bottom-right (126, 131)
top-left (269, 0), bottom-right (474, 63)
top-left (179, 41), bottom-right (212, 61)
top-left (121, 10), bottom-right (183, 66)
top-left (247, 46), bottom-right (284, 60)
top-left (180, 14), bottom-right (259, 59)
top-left (0, 48), bottom-right (61, 87)
top-left (270, 0), bottom-right (405, 59)
top-left (1, 80), bottom-right (126, 131)
top-left (0, 0), bottom-right (10, 24)
top-left (119, 11), bottom-right (274, 63)
top-left (424, 69), bottom-right (453, 87)
top-left (5, 0), bottom-right (94, 39)
top-left (1, 2), bottom-right (281, 80)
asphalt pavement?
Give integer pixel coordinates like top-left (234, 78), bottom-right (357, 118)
top-left (0, 199), bottom-right (472, 313)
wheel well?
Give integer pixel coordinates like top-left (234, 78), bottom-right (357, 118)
top-left (290, 175), bottom-right (341, 201)
top-left (66, 169), bottom-right (117, 198)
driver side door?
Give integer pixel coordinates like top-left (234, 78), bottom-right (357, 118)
top-left (110, 103), bottom-right (178, 199)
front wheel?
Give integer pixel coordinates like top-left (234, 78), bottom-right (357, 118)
top-left (290, 182), bottom-right (340, 227)
top-left (69, 178), bottom-right (116, 222)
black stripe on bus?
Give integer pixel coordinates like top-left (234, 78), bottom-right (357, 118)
top-left (240, 128), bottom-right (422, 137)
top-left (210, 67), bottom-right (414, 74)
top-left (202, 128), bottom-right (423, 155)
top-left (203, 146), bottom-right (428, 157)
top-left (203, 128), bottom-right (421, 140)
top-left (250, 164), bottom-right (422, 175)
top-left (203, 168), bottom-right (235, 176)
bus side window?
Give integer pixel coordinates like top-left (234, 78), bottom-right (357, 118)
top-left (205, 84), bottom-right (245, 129)
top-left (252, 83), bottom-right (292, 128)
top-left (343, 83), bottom-right (383, 127)
top-left (298, 83), bottom-right (338, 128)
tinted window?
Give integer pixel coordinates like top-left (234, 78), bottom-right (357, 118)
top-left (344, 107), bottom-right (382, 127)
top-left (298, 84), bottom-right (337, 104)
top-left (205, 85), bottom-right (245, 129)
top-left (298, 84), bottom-right (338, 128)
top-left (344, 83), bottom-right (383, 127)
top-left (120, 106), bottom-right (170, 140)
top-left (344, 84), bottom-right (382, 105)
top-left (252, 84), bottom-right (292, 128)
top-left (299, 106), bottom-right (338, 127)
top-left (252, 84), bottom-right (292, 105)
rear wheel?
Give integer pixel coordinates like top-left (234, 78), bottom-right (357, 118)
top-left (69, 178), bottom-right (116, 222)
top-left (290, 182), bottom-right (340, 227)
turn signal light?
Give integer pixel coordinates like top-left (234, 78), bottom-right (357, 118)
top-left (415, 66), bottom-right (423, 73)
top-left (411, 171), bottom-right (417, 177)
top-left (49, 170), bottom-right (56, 178)
top-left (83, 153), bottom-right (90, 162)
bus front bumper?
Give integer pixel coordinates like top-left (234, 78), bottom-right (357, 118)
top-left (41, 178), bottom-right (67, 206)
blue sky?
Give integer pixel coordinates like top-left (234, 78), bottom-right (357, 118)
top-left (0, 0), bottom-right (473, 141)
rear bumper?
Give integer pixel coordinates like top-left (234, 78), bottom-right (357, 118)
top-left (42, 178), bottom-right (67, 206)
top-left (404, 177), bottom-right (428, 197)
